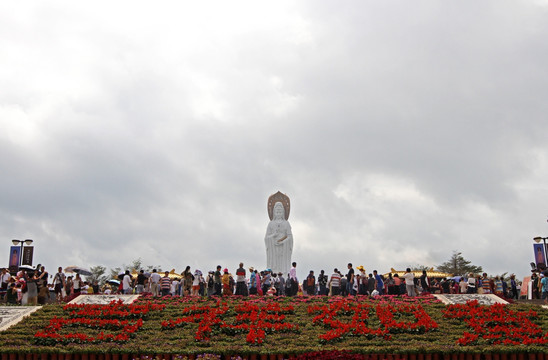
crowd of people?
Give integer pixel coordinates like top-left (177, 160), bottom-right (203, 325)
top-left (3, 261), bottom-right (546, 305)
top-left (0, 266), bottom-right (100, 305)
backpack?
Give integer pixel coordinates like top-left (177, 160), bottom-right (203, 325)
top-left (307, 276), bottom-right (314, 288)
top-left (208, 276), bottom-right (214, 288)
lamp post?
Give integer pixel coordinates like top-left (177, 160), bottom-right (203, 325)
top-left (533, 236), bottom-right (548, 267)
top-left (11, 239), bottom-right (33, 268)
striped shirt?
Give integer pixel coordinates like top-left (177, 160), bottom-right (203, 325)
top-left (161, 276), bottom-right (171, 291)
top-left (330, 273), bottom-right (341, 288)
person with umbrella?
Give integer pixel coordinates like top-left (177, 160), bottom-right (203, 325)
top-left (73, 273), bottom-right (83, 295)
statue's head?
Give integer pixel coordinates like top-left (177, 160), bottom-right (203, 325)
top-left (273, 202), bottom-right (285, 220)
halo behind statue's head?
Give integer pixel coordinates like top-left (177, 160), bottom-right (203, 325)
top-left (267, 191), bottom-right (290, 220)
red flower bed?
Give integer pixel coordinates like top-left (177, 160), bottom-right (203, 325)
top-left (34, 300), bottom-right (165, 345)
top-left (161, 299), bottom-right (299, 344)
top-left (442, 300), bottom-right (548, 346)
top-left (308, 298), bottom-right (438, 343)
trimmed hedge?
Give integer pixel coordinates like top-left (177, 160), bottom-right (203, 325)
top-left (0, 295), bottom-right (546, 358)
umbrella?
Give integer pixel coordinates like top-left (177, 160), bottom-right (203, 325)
top-left (19, 265), bottom-right (34, 271)
top-left (65, 266), bottom-right (92, 276)
top-left (107, 279), bottom-right (120, 286)
top-left (65, 266), bottom-right (78, 273)
top-left (74, 268), bottom-right (92, 276)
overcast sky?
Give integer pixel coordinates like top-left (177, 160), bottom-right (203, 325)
top-left (2, 1), bottom-right (548, 281)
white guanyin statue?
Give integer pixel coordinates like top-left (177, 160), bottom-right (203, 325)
top-left (265, 192), bottom-right (293, 276)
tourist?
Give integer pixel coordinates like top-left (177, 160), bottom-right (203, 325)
top-left (266, 285), bottom-right (277, 296)
top-left (249, 267), bottom-right (257, 295)
top-left (262, 269), bottom-right (272, 295)
top-left (540, 273), bottom-right (548, 304)
top-left (467, 273), bottom-right (477, 294)
top-left (192, 270), bottom-right (201, 296)
top-left (1, 268), bottom-right (10, 300)
top-left (289, 262), bottom-right (298, 296)
top-left (272, 273), bottom-right (279, 294)
top-left (160, 271), bottom-right (171, 296)
top-left (494, 276), bottom-right (503, 296)
top-left (306, 270), bottom-right (316, 295)
top-left (356, 266), bottom-right (367, 295)
top-left (402, 268), bottom-right (416, 297)
top-left (329, 268), bottom-right (341, 296)
top-left (235, 263), bottom-right (248, 296)
top-left (16, 280), bottom-right (24, 304)
top-left (531, 273), bottom-right (540, 299)
top-left (182, 266), bottom-right (193, 296)
top-left (6, 282), bottom-right (17, 304)
top-left (66, 276), bottom-right (74, 297)
top-left (277, 272), bottom-right (286, 296)
top-left (206, 271), bottom-right (215, 296)
top-left (256, 270), bottom-right (263, 295)
top-left (92, 280), bottom-right (100, 294)
top-left (346, 263), bottom-right (355, 296)
top-left (122, 271), bottom-right (132, 294)
top-left (367, 273), bottom-right (375, 295)
top-left (171, 277), bottom-right (180, 296)
top-left (373, 270), bottom-right (384, 295)
top-left (480, 273), bottom-right (491, 294)
top-left (318, 270), bottom-right (327, 296)
top-left (353, 273), bottom-right (360, 295)
top-left (198, 271), bottom-right (206, 296)
top-left (340, 272), bottom-right (348, 296)
top-left (439, 278), bottom-right (449, 294)
top-left (459, 278), bottom-right (467, 294)
top-left (420, 270), bottom-right (430, 294)
top-left (214, 265), bottom-right (222, 296)
top-left (501, 276), bottom-right (508, 297)
top-left (52, 267), bottom-right (66, 302)
top-left (26, 271), bottom-right (38, 305)
top-left (222, 268), bottom-right (232, 295)
top-left (509, 274), bottom-right (518, 299)
top-left (36, 266), bottom-right (48, 292)
top-left (385, 273), bottom-right (395, 295)
top-left (136, 270), bottom-right (147, 294)
top-left (38, 281), bottom-right (49, 304)
top-left (393, 274), bottom-right (402, 295)
top-left (429, 278), bottom-right (440, 294)
top-left (149, 269), bottom-right (161, 297)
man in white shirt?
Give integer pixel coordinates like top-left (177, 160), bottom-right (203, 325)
top-left (149, 269), bottom-right (161, 296)
top-left (122, 270), bottom-right (133, 294)
top-left (1, 268), bottom-right (11, 300)
top-left (289, 262), bottom-right (298, 296)
top-left (402, 268), bottom-right (416, 297)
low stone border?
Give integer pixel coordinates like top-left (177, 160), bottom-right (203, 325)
top-left (0, 306), bottom-right (42, 332)
top-left (433, 294), bottom-right (508, 305)
top-left (68, 294), bottom-right (140, 305)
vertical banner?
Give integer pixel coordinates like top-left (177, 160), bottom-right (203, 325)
top-left (8, 246), bottom-right (21, 273)
top-left (22, 246), bottom-right (34, 266)
top-left (533, 243), bottom-right (546, 268)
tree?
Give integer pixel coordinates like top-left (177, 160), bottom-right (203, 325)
top-left (88, 265), bottom-right (108, 286)
top-left (109, 258), bottom-right (162, 280)
top-left (436, 251), bottom-right (483, 275)
top-left (410, 264), bottom-right (433, 272)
